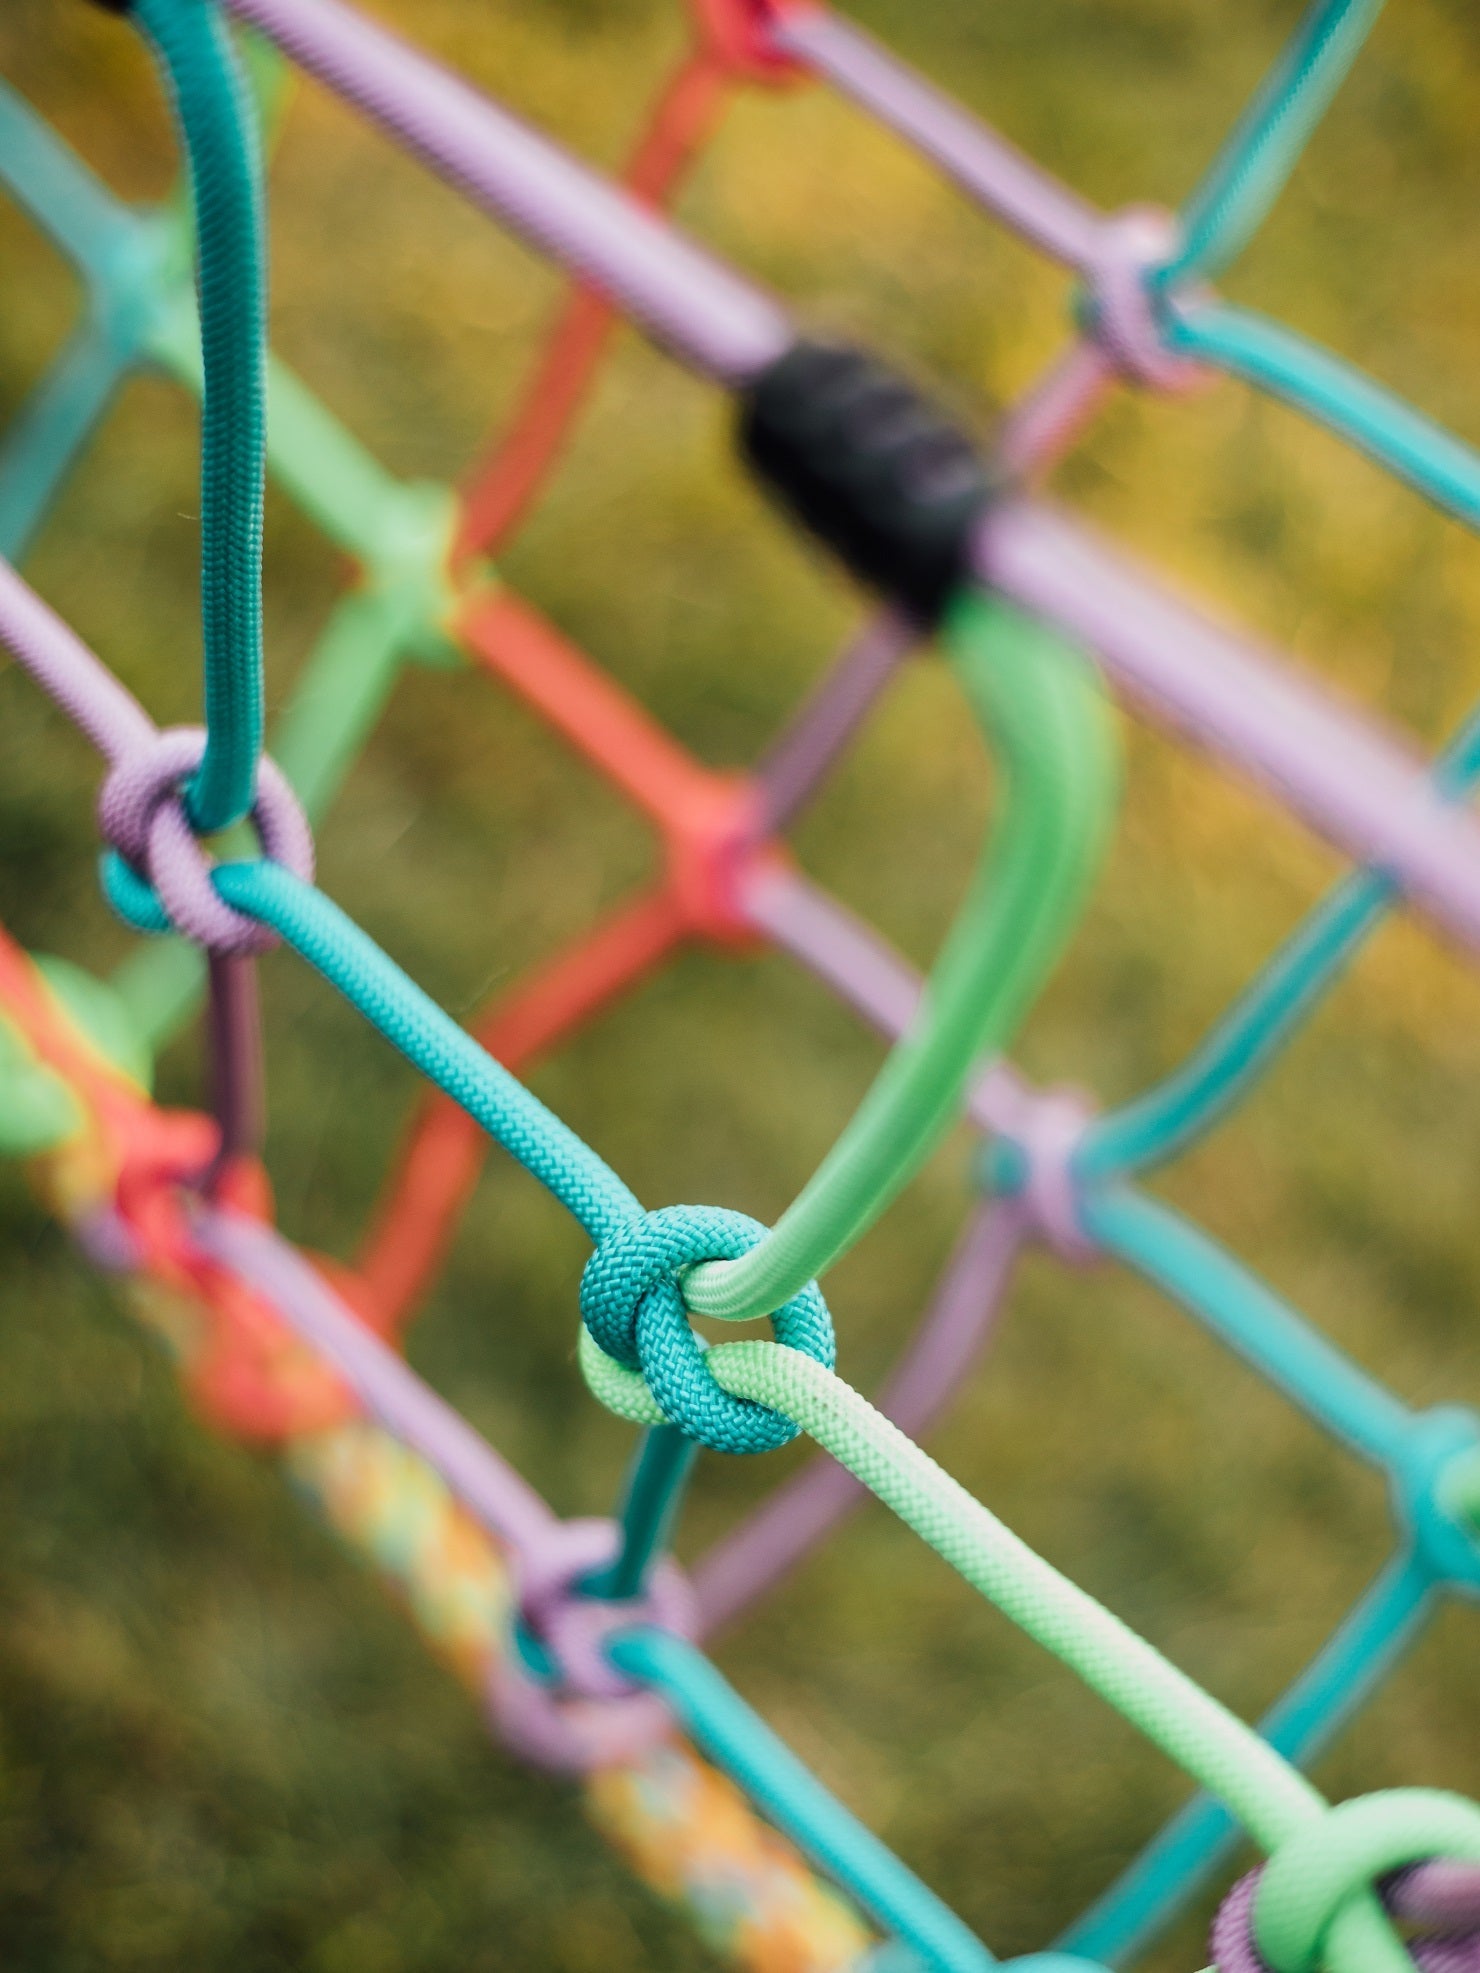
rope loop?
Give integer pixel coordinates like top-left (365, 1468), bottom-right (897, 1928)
top-left (98, 725), bottom-right (313, 955)
top-left (1211, 1793), bottom-right (1480, 1973)
top-left (1079, 205), bottom-right (1209, 394)
top-left (488, 1518), bottom-right (694, 1773)
top-left (580, 1203), bottom-right (835, 1453)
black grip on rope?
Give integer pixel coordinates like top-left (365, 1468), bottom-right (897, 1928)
top-left (739, 340), bottom-right (997, 623)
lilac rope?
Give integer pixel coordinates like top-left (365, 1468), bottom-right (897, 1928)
top-left (1211, 1864), bottom-right (1480, 1973)
top-left (202, 952), bottom-right (265, 1186)
top-left (0, 557), bottom-right (294, 1176)
top-left (976, 500), bottom-right (1480, 951)
top-left (753, 608), bottom-right (917, 833)
top-left (0, 561), bottom-right (304, 942)
top-left (0, 561), bottom-right (310, 949)
top-left (774, 8), bottom-right (1208, 398)
top-left (190, 1205), bottom-right (558, 1559)
top-left (99, 725), bottom-right (314, 954)
top-left (1394, 1866), bottom-right (1480, 1935)
top-left (0, 555), bottom-right (154, 763)
top-left (997, 340), bottom-right (1117, 481)
top-left (223, 0), bottom-right (791, 385)
top-left (693, 1197), bottom-right (1028, 1636)
top-left (773, 5), bottom-right (1102, 270)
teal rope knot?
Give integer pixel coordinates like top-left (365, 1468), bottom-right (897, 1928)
top-left (580, 1205), bottom-right (835, 1454)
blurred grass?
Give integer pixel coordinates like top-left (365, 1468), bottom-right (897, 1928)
top-left (2, 0), bottom-right (1480, 1967)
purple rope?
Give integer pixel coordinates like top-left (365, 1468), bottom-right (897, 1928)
top-left (753, 607), bottom-right (917, 834)
top-left (223, 0), bottom-right (791, 386)
top-left (775, 9), bottom-right (1205, 397)
top-left (693, 1197), bottom-right (1028, 1636)
top-left (0, 555), bottom-right (154, 763)
top-left (976, 499), bottom-right (1480, 951)
top-left (773, 5), bottom-right (1102, 271)
top-left (1395, 1867), bottom-right (1480, 1935)
top-left (1211, 1864), bottom-right (1480, 1973)
top-left (190, 1205), bottom-right (559, 1559)
top-left (0, 555), bottom-right (290, 1173)
top-left (100, 725), bottom-right (314, 953)
top-left (997, 340), bottom-right (1117, 481)
top-left (202, 952), bottom-right (265, 1188)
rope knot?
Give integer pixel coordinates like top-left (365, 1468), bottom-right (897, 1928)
top-left (1211, 1792), bottom-right (1480, 1973)
top-left (98, 725), bottom-right (313, 954)
top-left (983, 1083), bottom-right (1099, 1265)
top-left (1079, 205), bottom-right (1208, 394)
top-left (1389, 1408), bottom-right (1480, 1594)
top-left (488, 1518), bottom-right (695, 1773)
top-left (580, 1203), bottom-right (835, 1453)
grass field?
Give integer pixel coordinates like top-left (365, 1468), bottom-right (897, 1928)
top-left (2, 0), bottom-right (1480, 1966)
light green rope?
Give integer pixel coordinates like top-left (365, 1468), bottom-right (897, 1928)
top-left (582, 1330), bottom-right (1480, 1972)
top-left (580, 1329), bottom-right (1323, 1854)
top-left (1255, 1790), bottom-right (1480, 1973)
top-left (684, 591), bottom-right (1119, 1324)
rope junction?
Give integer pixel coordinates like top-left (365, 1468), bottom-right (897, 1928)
top-left (2, 0), bottom-right (1480, 1966)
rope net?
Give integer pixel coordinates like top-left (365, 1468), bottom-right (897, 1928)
top-left (2, 0), bottom-right (1480, 1967)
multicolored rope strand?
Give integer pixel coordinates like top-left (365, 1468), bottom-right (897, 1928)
top-left (3, 1), bottom-right (1480, 1969)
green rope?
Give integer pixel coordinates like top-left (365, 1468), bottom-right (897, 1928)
top-left (581, 1329), bottom-right (1325, 1854)
top-left (684, 591), bottom-right (1119, 1324)
top-left (582, 1330), bottom-right (1480, 1973)
top-left (1254, 1790), bottom-right (1480, 1973)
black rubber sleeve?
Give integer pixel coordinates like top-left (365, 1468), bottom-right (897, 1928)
top-left (739, 340), bottom-right (997, 623)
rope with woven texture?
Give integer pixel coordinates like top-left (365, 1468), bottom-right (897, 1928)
top-left (681, 586), bottom-right (1118, 1322)
top-left (131, 0), bottom-right (266, 833)
top-left (578, 1339), bottom-right (1480, 1973)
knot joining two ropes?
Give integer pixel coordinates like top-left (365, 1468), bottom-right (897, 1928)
top-left (580, 1202), bottom-right (835, 1453)
top-left (98, 725), bottom-right (313, 955)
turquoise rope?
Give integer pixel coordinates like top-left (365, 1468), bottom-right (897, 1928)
top-left (608, 1626), bottom-right (996, 1973)
top-left (0, 325), bottom-right (127, 561)
top-left (1083, 701), bottom-right (1480, 1179)
top-left (1166, 300), bottom-right (1480, 532)
top-left (0, 83), bottom-right (176, 556)
top-left (0, 74), bottom-right (137, 282)
top-left (1080, 875), bottom-right (1383, 1180)
top-left (1082, 1186), bottom-right (1412, 1467)
top-left (1161, 0), bottom-right (1384, 286)
top-left (1060, 1549), bottom-right (1436, 1965)
top-left (584, 1427), bottom-right (698, 1601)
top-left (132, 0), bottom-right (267, 834)
top-left (203, 859), bottom-right (639, 1239)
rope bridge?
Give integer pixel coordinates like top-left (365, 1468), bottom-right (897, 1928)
top-left (2, 0), bottom-right (1480, 1965)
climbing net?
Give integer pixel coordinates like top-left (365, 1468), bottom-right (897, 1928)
top-left (4, 0), bottom-right (1480, 1966)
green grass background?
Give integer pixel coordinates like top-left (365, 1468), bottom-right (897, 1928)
top-left (2, 0), bottom-right (1480, 1965)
